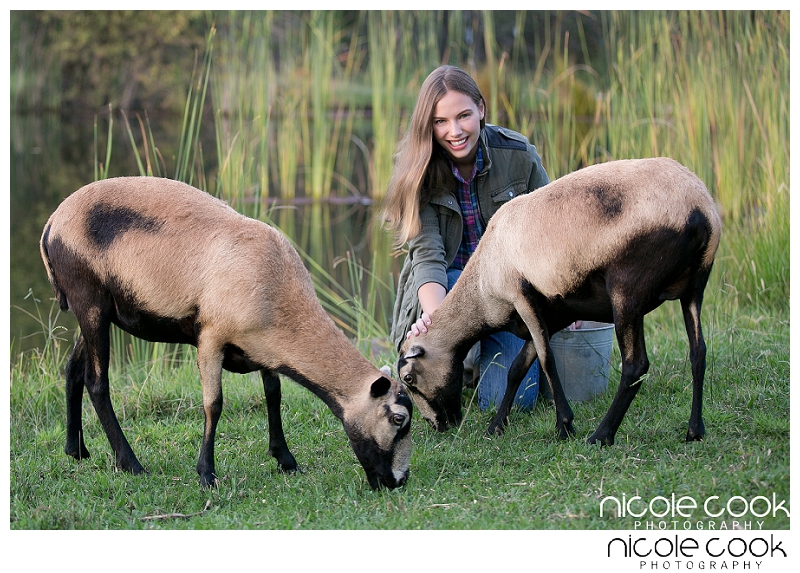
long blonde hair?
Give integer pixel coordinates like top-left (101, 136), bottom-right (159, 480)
top-left (380, 66), bottom-right (486, 246)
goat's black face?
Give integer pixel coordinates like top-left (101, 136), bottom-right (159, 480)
top-left (343, 376), bottom-right (412, 489)
top-left (397, 344), bottom-right (463, 432)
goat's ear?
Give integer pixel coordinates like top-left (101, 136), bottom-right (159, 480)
top-left (403, 345), bottom-right (425, 361)
top-left (370, 376), bottom-right (392, 398)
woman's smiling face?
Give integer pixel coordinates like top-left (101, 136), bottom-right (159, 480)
top-left (432, 89), bottom-right (484, 174)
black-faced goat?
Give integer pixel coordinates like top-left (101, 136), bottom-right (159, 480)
top-left (41, 177), bottom-right (412, 489)
top-left (398, 157), bottom-right (721, 446)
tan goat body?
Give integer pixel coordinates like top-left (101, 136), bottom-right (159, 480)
top-left (398, 157), bottom-right (721, 446)
top-left (41, 177), bottom-right (412, 489)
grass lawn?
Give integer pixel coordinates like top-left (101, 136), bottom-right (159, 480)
top-left (9, 305), bottom-right (789, 531)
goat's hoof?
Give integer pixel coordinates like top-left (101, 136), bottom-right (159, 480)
top-left (686, 419), bottom-right (705, 442)
top-left (277, 459), bottom-right (300, 474)
top-left (587, 432), bottom-right (613, 446)
top-left (557, 420), bottom-right (575, 440)
top-left (200, 477), bottom-right (219, 489)
top-left (685, 429), bottom-right (705, 442)
top-left (199, 473), bottom-right (219, 489)
top-left (119, 458), bottom-right (147, 476)
top-left (485, 416), bottom-right (508, 437)
top-left (270, 449), bottom-right (299, 473)
top-left (65, 444), bottom-right (91, 461)
top-left (485, 424), bottom-right (505, 437)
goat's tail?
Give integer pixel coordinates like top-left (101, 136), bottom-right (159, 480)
top-left (40, 223), bottom-right (69, 312)
top-left (701, 205), bottom-right (723, 270)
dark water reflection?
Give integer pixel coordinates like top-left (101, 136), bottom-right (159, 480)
top-left (10, 111), bottom-right (398, 355)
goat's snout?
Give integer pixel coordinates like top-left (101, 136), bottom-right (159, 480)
top-left (432, 409), bottom-right (462, 432)
top-left (385, 469), bottom-right (409, 489)
top-left (403, 387), bottom-right (462, 432)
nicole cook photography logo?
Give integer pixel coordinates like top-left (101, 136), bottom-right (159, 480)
top-left (600, 493), bottom-right (790, 530)
top-left (605, 533), bottom-right (788, 571)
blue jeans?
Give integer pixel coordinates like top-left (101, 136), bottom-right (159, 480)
top-left (446, 268), bottom-right (540, 411)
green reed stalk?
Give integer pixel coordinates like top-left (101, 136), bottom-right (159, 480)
top-left (272, 13), bottom-right (305, 215)
top-left (367, 11), bottom-right (444, 200)
top-left (328, 16), bottom-right (363, 202)
top-left (121, 110), bottom-right (151, 176)
top-left (202, 11), bottom-right (787, 341)
top-left (213, 11), bottom-right (280, 216)
top-left (175, 24), bottom-right (215, 186)
top-left (600, 11), bottom-right (788, 219)
top-left (481, 11), bottom-right (499, 123)
top-left (12, 292), bottom-right (71, 377)
top-left (296, 241), bottom-right (392, 358)
top-left (302, 10), bottom-right (337, 201)
top-left (89, 25), bottom-right (220, 374)
top-left (367, 11), bottom-right (399, 200)
top-left (299, 11), bottom-right (364, 267)
top-left (93, 104), bottom-right (114, 181)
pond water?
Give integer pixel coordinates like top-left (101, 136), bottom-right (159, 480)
top-left (9, 111), bottom-right (399, 355)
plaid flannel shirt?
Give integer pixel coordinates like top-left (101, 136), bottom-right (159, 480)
top-left (449, 145), bottom-right (485, 270)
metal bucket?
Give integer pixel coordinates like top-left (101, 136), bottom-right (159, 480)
top-left (543, 321), bottom-right (615, 402)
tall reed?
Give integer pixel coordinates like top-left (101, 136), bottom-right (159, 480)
top-left (366, 11), bottom-right (402, 200)
top-left (593, 11), bottom-right (789, 309)
top-left (93, 105), bottom-right (114, 181)
top-left (175, 25), bottom-right (216, 188)
top-left (213, 12), bottom-right (272, 216)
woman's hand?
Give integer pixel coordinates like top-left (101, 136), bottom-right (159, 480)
top-left (407, 312), bottom-right (432, 338)
top-left (406, 282), bottom-right (446, 339)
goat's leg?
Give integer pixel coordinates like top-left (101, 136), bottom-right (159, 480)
top-left (196, 341), bottom-right (224, 488)
top-left (486, 340), bottom-right (538, 436)
top-left (589, 316), bottom-right (649, 446)
top-left (513, 301), bottom-right (574, 439)
top-left (261, 370), bottom-right (298, 472)
top-left (682, 287), bottom-right (708, 442)
top-left (64, 335), bottom-right (90, 461)
top-left (80, 312), bottom-right (145, 474)
top-left (539, 337), bottom-right (575, 440)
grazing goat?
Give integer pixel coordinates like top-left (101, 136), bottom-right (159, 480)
top-left (398, 157), bottom-right (721, 446)
top-left (40, 177), bottom-right (412, 489)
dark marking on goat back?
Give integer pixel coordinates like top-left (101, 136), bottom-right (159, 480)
top-left (585, 185), bottom-right (623, 219)
top-left (87, 203), bottom-right (163, 249)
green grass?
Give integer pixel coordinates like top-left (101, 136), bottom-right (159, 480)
top-left (9, 301), bottom-right (789, 530)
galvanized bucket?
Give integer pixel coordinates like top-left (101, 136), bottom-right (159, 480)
top-left (544, 321), bottom-right (615, 402)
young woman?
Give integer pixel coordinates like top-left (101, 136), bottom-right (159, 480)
top-left (381, 65), bottom-right (550, 412)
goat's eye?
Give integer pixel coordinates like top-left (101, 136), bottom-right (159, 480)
top-left (402, 373), bottom-right (413, 384)
top-left (391, 413), bottom-right (406, 427)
